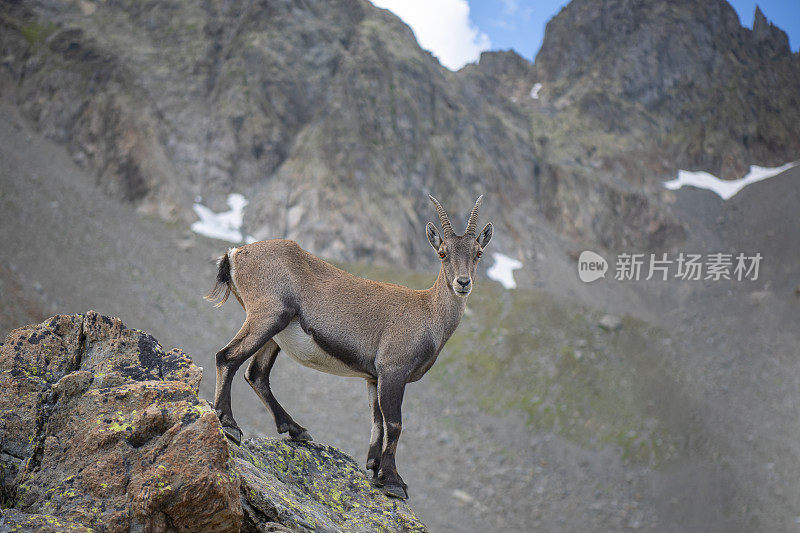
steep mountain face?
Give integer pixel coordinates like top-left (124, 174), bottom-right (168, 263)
top-left (0, 0), bottom-right (797, 266)
top-left (532, 0), bottom-right (800, 180)
top-left (1, 0), bottom-right (687, 269)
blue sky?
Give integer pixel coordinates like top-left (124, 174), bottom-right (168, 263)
top-left (371, 0), bottom-right (800, 70)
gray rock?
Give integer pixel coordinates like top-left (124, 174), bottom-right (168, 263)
top-left (0, 313), bottom-right (241, 532)
top-left (598, 314), bottom-right (622, 332)
top-left (233, 438), bottom-right (427, 533)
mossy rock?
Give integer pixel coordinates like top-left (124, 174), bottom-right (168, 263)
top-left (233, 438), bottom-right (428, 533)
top-left (0, 508), bottom-right (93, 532)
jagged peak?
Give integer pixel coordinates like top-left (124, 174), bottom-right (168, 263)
top-left (751, 4), bottom-right (790, 57)
top-left (753, 4), bottom-right (767, 25)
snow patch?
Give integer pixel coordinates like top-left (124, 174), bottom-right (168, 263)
top-left (530, 83), bottom-right (542, 99)
top-left (191, 193), bottom-right (255, 243)
top-left (486, 252), bottom-right (523, 289)
top-left (663, 162), bottom-right (798, 200)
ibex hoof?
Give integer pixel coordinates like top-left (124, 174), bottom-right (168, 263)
top-left (290, 429), bottom-right (312, 442)
top-left (222, 425), bottom-right (242, 445)
top-left (383, 483), bottom-right (408, 500)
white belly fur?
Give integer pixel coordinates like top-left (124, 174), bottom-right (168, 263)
top-left (273, 319), bottom-right (368, 378)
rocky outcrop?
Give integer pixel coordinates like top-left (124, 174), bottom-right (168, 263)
top-left (752, 6), bottom-right (791, 59)
top-left (0, 313), bottom-right (427, 532)
top-left (0, 312), bottom-right (240, 531)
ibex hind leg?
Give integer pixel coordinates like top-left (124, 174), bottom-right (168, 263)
top-left (213, 309), bottom-right (293, 444)
top-left (245, 340), bottom-right (312, 441)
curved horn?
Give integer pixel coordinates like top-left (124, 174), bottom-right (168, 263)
top-left (428, 195), bottom-right (454, 237)
top-left (465, 195), bottom-right (483, 235)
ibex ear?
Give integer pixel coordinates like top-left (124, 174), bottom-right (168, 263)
top-left (426, 222), bottom-right (442, 251)
top-left (477, 223), bottom-right (493, 248)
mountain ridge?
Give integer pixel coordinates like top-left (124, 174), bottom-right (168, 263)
top-left (6, 0), bottom-right (797, 270)
top-left (530, 0), bottom-right (800, 179)
top-left (1, 0), bottom-right (798, 274)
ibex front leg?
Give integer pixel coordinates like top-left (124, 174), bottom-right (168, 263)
top-left (366, 380), bottom-right (384, 477)
top-left (375, 372), bottom-right (408, 499)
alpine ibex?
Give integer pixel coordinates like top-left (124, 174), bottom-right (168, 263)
top-left (207, 195), bottom-right (492, 499)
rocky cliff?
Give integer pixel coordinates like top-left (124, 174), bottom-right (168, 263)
top-left (532, 0), bottom-right (800, 180)
top-left (0, 0), bottom-right (797, 260)
top-left (2, 0), bottom-right (542, 265)
top-left (0, 312), bottom-right (426, 532)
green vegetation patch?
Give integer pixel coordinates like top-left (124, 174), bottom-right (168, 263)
top-left (20, 21), bottom-right (58, 46)
top-left (434, 282), bottom-right (682, 465)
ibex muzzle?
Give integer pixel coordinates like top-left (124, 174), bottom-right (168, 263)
top-left (207, 195), bottom-right (492, 499)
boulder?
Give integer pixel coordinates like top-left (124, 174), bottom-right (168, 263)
top-left (0, 312), bottom-right (241, 532)
top-left (0, 508), bottom-right (94, 532)
top-left (0, 313), bottom-right (428, 532)
top-left (598, 314), bottom-right (623, 332)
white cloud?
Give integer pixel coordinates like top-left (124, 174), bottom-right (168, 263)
top-left (501, 0), bottom-right (519, 15)
top-left (493, 0), bottom-right (532, 28)
top-left (370, 0), bottom-right (491, 71)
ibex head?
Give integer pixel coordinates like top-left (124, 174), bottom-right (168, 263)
top-left (426, 195), bottom-right (493, 297)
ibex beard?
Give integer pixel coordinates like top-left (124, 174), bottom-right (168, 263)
top-left (207, 195), bottom-right (492, 499)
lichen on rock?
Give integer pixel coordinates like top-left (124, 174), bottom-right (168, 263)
top-left (0, 312), bottom-right (241, 532)
top-left (234, 438), bottom-right (427, 533)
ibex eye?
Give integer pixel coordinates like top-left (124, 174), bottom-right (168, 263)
top-left (438, 251), bottom-right (446, 259)
top-left (476, 250), bottom-right (482, 258)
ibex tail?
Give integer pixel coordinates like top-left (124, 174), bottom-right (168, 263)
top-left (205, 250), bottom-right (234, 307)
